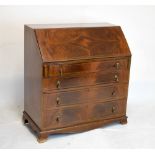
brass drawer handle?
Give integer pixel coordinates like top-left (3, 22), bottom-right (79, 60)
top-left (56, 97), bottom-right (60, 105)
top-left (114, 75), bottom-right (119, 82)
top-left (115, 62), bottom-right (120, 69)
top-left (112, 90), bottom-right (116, 96)
top-left (60, 67), bottom-right (63, 76)
top-left (112, 106), bottom-right (116, 113)
top-left (56, 116), bottom-right (60, 122)
top-left (56, 80), bottom-right (61, 89)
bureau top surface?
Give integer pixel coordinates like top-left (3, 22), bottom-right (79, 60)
top-left (25, 23), bottom-right (131, 62)
top-left (26, 23), bottom-right (116, 29)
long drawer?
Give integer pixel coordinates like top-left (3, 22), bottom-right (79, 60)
top-left (43, 70), bottom-right (129, 91)
top-left (42, 99), bottom-right (126, 129)
top-left (43, 83), bottom-right (128, 109)
top-left (43, 58), bottom-right (129, 77)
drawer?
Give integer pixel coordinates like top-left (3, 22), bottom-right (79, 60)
top-left (43, 105), bottom-right (86, 129)
top-left (43, 84), bottom-right (128, 109)
top-left (88, 99), bottom-right (126, 121)
top-left (43, 99), bottom-right (126, 129)
top-left (43, 70), bottom-right (129, 91)
top-left (43, 58), bottom-right (129, 77)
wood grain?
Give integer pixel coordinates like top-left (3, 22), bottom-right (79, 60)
top-left (43, 70), bottom-right (129, 91)
top-left (42, 99), bottom-right (126, 129)
top-left (23, 111), bottom-right (127, 143)
top-left (24, 25), bottom-right (42, 128)
top-left (44, 58), bottom-right (128, 77)
top-left (24, 24), bottom-right (131, 142)
top-left (35, 27), bottom-right (131, 62)
top-left (43, 83), bottom-right (128, 109)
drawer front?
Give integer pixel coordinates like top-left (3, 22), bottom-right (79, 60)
top-left (43, 70), bottom-right (129, 91)
top-left (88, 99), bottom-right (126, 120)
top-left (43, 99), bottom-right (126, 129)
top-left (43, 105), bottom-right (86, 129)
top-left (43, 84), bottom-right (128, 109)
top-left (45, 58), bottom-right (129, 77)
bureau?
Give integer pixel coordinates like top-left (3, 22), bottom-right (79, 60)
top-left (23, 23), bottom-right (131, 143)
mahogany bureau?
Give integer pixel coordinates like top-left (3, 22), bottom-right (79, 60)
top-left (23, 23), bottom-right (131, 143)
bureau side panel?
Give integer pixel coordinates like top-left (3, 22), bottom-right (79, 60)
top-left (24, 26), bottom-right (42, 128)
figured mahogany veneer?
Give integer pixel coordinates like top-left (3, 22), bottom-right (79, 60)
top-left (43, 99), bottom-right (127, 129)
top-left (43, 70), bottom-right (129, 91)
top-left (24, 23), bottom-right (131, 143)
top-left (45, 58), bottom-right (128, 77)
top-left (43, 84), bottom-right (128, 108)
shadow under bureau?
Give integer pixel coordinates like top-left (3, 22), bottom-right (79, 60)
top-left (23, 23), bottom-right (131, 143)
